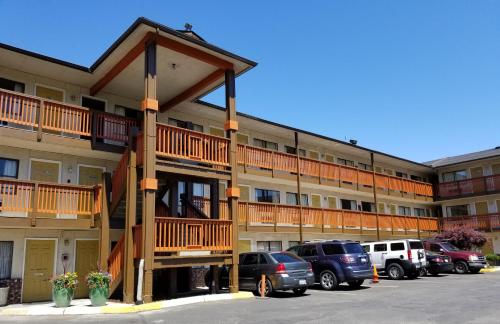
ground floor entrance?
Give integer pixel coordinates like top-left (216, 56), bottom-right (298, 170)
top-left (22, 239), bottom-right (56, 302)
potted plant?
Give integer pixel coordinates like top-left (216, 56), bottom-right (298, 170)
top-left (51, 272), bottom-right (78, 308)
top-left (0, 282), bottom-right (9, 307)
top-left (486, 254), bottom-right (500, 267)
top-left (86, 271), bottom-right (111, 306)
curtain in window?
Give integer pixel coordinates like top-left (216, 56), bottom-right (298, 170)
top-left (0, 241), bottom-right (13, 280)
top-left (0, 159), bottom-right (17, 178)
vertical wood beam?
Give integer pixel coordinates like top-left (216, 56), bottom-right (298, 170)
top-left (99, 172), bottom-right (111, 271)
top-left (141, 40), bottom-right (157, 303)
top-left (123, 129), bottom-right (137, 303)
top-left (295, 132), bottom-right (304, 243)
top-left (36, 100), bottom-right (44, 142)
top-left (225, 69), bottom-right (240, 294)
top-left (210, 180), bottom-right (219, 219)
top-left (370, 152), bottom-right (380, 241)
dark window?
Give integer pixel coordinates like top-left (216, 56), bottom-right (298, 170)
top-left (411, 175), bottom-right (423, 182)
top-left (409, 241), bottom-right (424, 249)
top-left (0, 77), bottom-right (25, 92)
top-left (271, 252), bottom-right (302, 263)
top-left (374, 244), bottom-right (387, 252)
top-left (343, 243), bottom-right (364, 254)
top-left (284, 146), bottom-right (306, 157)
top-left (0, 158), bottom-right (18, 178)
top-left (168, 118), bottom-right (203, 132)
top-left (255, 189), bottom-right (280, 204)
top-left (337, 158), bottom-right (355, 167)
top-left (286, 192), bottom-right (308, 206)
top-left (398, 206), bottom-right (411, 216)
top-left (395, 171), bottom-right (408, 179)
top-left (341, 199), bottom-right (357, 210)
top-left (81, 96), bottom-right (105, 112)
top-left (429, 243), bottom-right (442, 253)
top-left (358, 163), bottom-right (373, 171)
top-left (362, 245), bottom-right (370, 253)
top-left (257, 241), bottom-right (282, 252)
top-left (442, 170), bottom-right (467, 182)
top-left (259, 254), bottom-right (268, 264)
top-left (446, 205), bottom-right (469, 217)
top-left (0, 241), bottom-right (13, 280)
top-left (242, 253), bottom-right (259, 265)
top-left (390, 243), bottom-right (405, 251)
top-left (321, 244), bottom-right (344, 255)
top-left (300, 245), bottom-right (318, 257)
top-left (414, 208), bottom-right (426, 217)
top-left (254, 138), bottom-right (278, 151)
top-left (361, 201), bottom-right (375, 212)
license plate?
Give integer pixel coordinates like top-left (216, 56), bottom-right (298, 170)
top-left (299, 279), bottom-right (307, 285)
top-left (360, 257), bottom-right (367, 263)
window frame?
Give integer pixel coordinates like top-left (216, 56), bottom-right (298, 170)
top-left (0, 157), bottom-right (19, 179)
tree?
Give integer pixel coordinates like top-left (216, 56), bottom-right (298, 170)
top-left (435, 227), bottom-right (487, 250)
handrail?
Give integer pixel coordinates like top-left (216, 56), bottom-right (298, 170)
top-left (108, 234), bottom-right (125, 284)
top-left (438, 174), bottom-right (500, 198)
top-left (237, 144), bottom-right (433, 197)
top-left (110, 150), bottom-right (129, 212)
top-left (94, 111), bottom-right (139, 143)
top-left (441, 213), bottom-right (500, 232)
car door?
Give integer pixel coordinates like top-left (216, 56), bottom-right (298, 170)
top-left (372, 243), bottom-right (388, 270)
top-left (239, 253), bottom-right (259, 289)
top-left (299, 244), bottom-right (320, 274)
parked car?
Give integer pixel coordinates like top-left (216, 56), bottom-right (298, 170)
top-left (361, 239), bottom-right (426, 280)
top-left (239, 251), bottom-right (315, 297)
top-left (287, 240), bottom-right (372, 290)
top-left (423, 240), bottom-right (486, 274)
top-left (420, 251), bottom-right (454, 276)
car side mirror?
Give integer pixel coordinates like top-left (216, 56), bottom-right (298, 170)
top-left (439, 248), bottom-right (444, 253)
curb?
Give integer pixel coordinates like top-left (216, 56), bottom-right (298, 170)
top-left (480, 267), bottom-right (500, 273)
top-left (0, 292), bottom-right (255, 316)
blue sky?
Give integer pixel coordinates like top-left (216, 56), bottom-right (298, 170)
top-left (1, 0), bottom-right (498, 163)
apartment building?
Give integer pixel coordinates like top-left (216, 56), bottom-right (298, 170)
top-left (428, 148), bottom-right (500, 253)
top-left (0, 17), bottom-right (441, 305)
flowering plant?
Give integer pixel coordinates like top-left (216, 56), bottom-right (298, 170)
top-left (86, 271), bottom-right (112, 290)
top-left (51, 272), bottom-right (78, 290)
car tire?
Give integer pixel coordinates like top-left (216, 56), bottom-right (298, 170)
top-left (292, 287), bottom-right (307, 296)
top-left (386, 263), bottom-right (405, 280)
top-left (348, 280), bottom-right (364, 288)
top-left (454, 261), bottom-right (469, 274)
top-left (469, 268), bottom-right (481, 274)
top-left (256, 278), bottom-right (273, 297)
top-left (319, 270), bottom-right (338, 290)
top-left (419, 268), bottom-right (427, 277)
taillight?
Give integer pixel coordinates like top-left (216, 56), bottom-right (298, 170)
top-left (407, 248), bottom-right (413, 260)
top-left (435, 257), bottom-right (443, 263)
top-left (307, 262), bottom-right (313, 272)
top-left (340, 256), bottom-right (356, 264)
top-left (276, 263), bottom-right (287, 274)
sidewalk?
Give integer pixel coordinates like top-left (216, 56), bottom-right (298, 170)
top-left (480, 266), bottom-right (500, 273)
top-left (0, 292), bottom-right (254, 316)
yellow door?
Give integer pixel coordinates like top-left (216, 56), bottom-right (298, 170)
top-left (470, 167), bottom-right (483, 178)
top-left (23, 240), bottom-right (55, 302)
top-left (377, 203), bottom-right (385, 214)
top-left (475, 202), bottom-right (489, 216)
top-left (30, 160), bottom-right (60, 218)
top-left (78, 165), bottom-right (103, 186)
top-left (327, 196), bottom-right (337, 209)
top-left (36, 85), bottom-right (64, 102)
top-left (239, 186), bottom-right (250, 202)
top-left (239, 240), bottom-right (251, 253)
top-left (311, 194), bottom-right (321, 208)
top-left (74, 240), bottom-right (99, 299)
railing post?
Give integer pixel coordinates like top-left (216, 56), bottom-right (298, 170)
top-left (245, 202), bottom-right (249, 232)
top-left (359, 212), bottom-right (363, 235)
top-left (404, 216), bottom-right (408, 236)
top-left (318, 161), bottom-right (322, 185)
top-left (243, 145), bottom-right (248, 174)
top-left (99, 172), bottom-right (111, 271)
top-left (91, 110), bottom-right (98, 148)
top-left (321, 208), bottom-right (325, 233)
top-left (341, 210), bottom-right (345, 233)
top-left (417, 216), bottom-right (421, 239)
top-left (273, 204), bottom-right (277, 232)
top-left (30, 183), bottom-right (39, 227)
top-left (271, 151), bottom-right (275, 178)
top-left (36, 100), bottom-right (44, 142)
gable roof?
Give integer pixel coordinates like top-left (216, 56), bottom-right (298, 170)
top-left (425, 147), bottom-right (500, 168)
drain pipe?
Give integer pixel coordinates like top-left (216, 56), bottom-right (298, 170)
top-left (136, 259), bottom-right (144, 304)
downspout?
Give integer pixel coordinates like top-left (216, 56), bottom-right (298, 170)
top-left (136, 259), bottom-right (144, 304)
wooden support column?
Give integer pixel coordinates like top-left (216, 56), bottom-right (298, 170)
top-left (210, 180), bottom-right (219, 219)
top-left (123, 129), bottom-right (138, 303)
top-left (141, 40), bottom-right (158, 303)
top-left (295, 132), bottom-right (304, 243)
top-left (370, 152), bottom-right (380, 241)
top-left (99, 172), bottom-right (111, 271)
top-left (36, 100), bottom-right (44, 142)
top-left (225, 69), bottom-right (240, 294)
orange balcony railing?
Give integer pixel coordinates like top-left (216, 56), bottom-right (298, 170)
top-left (107, 234), bottom-right (124, 284)
top-left (156, 123), bottom-right (230, 166)
top-left (237, 144), bottom-right (433, 198)
top-left (437, 174), bottom-right (500, 199)
top-left (94, 111), bottom-right (139, 143)
top-left (441, 214), bottom-right (500, 232)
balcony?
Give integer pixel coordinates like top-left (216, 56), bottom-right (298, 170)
top-left (441, 214), bottom-right (500, 232)
top-left (0, 177), bottom-right (101, 229)
top-left (237, 144), bottom-right (434, 199)
top-left (437, 174), bottom-right (500, 200)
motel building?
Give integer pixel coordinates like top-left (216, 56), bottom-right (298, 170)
top-left (0, 17), bottom-right (496, 305)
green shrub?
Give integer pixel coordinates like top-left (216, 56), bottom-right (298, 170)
top-left (51, 272), bottom-right (78, 291)
top-left (485, 254), bottom-right (500, 262)
top-left (86, 271), bottom-right (112, 290)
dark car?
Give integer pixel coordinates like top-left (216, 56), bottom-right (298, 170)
top-left (423, 240), bottom-right (487, 274)
top-left (420, 251), bottom-right (454, 276)
top-left (287, 240), bottom-right (372, 290)
top-left (239, 251), bottom-right (315, 297)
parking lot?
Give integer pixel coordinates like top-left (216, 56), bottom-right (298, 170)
top-left (2, 271), bottom-right (499, 324)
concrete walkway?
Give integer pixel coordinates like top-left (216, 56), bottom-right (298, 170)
top-left (0, 292), bottom-right (254, 316)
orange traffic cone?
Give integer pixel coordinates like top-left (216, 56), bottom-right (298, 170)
top-left (372, 266), bottom-right (379, 284)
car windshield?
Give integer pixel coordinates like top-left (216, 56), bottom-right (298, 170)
top-left (441, 242), bottom-right (460, 251)
top-left (343, 243), bottom-right (364, 254)
top-left (271, 252), bottom-right (303, 263)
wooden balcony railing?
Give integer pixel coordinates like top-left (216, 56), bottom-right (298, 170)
top-left (0, 178), bottom-right (101, 227)
top-left (107, 234), bottom-right (124, 284)
top-left (233, 201), bottom-right (439, 234)
top-left (441, 214), bottom-right (500, 232)
top-left (437, 174), bottom-right (500, 199)
top-left (110, 149), bottom-right (129, 212)
top-left (156, 123), bottom-right (230, 166)
top-left (237, 144), bottom-right (434, 198)
top-left (93, 111), bottom-right (139, 143)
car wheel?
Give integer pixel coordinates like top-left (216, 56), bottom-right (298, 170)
top-left (454, 261), bottom-right (469, 274)
top-left (386, 263), bottom-right (405, 280)
top-left (419, 267), bottom-right (427, 277)
top-left (469, 268), bottom-right (481, 274)
top-left (348, 280), bottom-right (364, 288)
top-left (319, 270), bottom-right (338, 290)
top-left (256, 278), bottom-right (273, 297)
top-left (292, 287), bottom-right (307, 295)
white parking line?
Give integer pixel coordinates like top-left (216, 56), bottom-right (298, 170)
top-left (369, 285), bottom-right (399, 288)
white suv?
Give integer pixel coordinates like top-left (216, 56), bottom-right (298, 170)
top-left (361, 239), bottom-right (427, 280)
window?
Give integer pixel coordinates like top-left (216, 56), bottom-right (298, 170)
top-left (0, 158), bottom-right (18, 178)
top-left (409, 241), bottom-right (424, 249)
top-left (209, 127), bottom-right (225, 137)
top-left (255, 189), bottom-right (280, 203)
top-left (300, 245), bottom-right (318, 257)
top-left (429, 243), bottom-right (442, 253)
top-left (0, 77), bottom-right (25, 92)
top-left (259, 254), bottom-right (268, 264)
top-left (287, 245), bottom-right (300, 255)
top-left (168, 118), bottom-right (203, 132)
top-left (272, 252), bottom-right (302, 263)
top-left (398, 206), bottom-right (411, 216)
top-left (414, 208), bottom-right (426, 217)
top-left (337, 158), bottom-right (355, 167)
top-left (0, 241), bottom-right (13, 280)
top-left (254, 138), bottom-right (278, 151)
top-left (395, 171), bottom-right (408, 179)
top-left (410, 175), bottom-right (423, 182)
top-left (257, 241), bottom-right (282, 252)
top-left (341, 199), bottom-right (357, 210)
top-left (237, 134), bottom-right (249, 144)
top-left (374, 244), bottom-right (387, 252)
top-left (284, 146), bottom-right (306, 157)
top-left (343, 243), bottom-right (363, 254)
top-left (358, 163), bottom-right (373, 171)
top-left (322, 244), bottom-right (344, 255)
top-left (242, 253), bottom-right (259, 265)
top-left (286, 192), bottom-right (308, 206)
top-left (309, 151), bottom-right (320, 160)
top-left (446, 205), bottom-right (469, 217)
top-left (362, 245), bottom-right (370, 253)
top-left (324, 154), bottom-right (335, 163)
top-left (361, 201), bottom-right (375, 212)
top-left (390, 243), bottom-right (405, 251)
top-left (442, 170), bottom-right (467, 182)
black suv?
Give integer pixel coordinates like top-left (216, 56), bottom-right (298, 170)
top-left (288, 240), bottom-right (372, 290)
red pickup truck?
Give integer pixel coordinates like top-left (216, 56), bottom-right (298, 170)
top-left (423, 240), bottom-right (487, 274)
